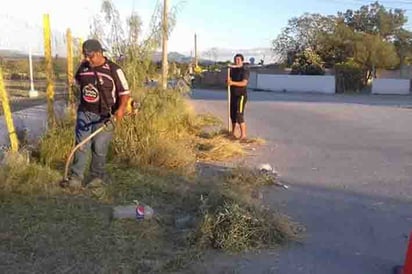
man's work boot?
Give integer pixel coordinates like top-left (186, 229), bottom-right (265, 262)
top-left (86, 177), bottom-right (107, 200)
top-left (66, 176), bottom-right (83, 190)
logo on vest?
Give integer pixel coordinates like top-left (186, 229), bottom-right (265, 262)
top-left (82, 84), bottom-right (99, 103)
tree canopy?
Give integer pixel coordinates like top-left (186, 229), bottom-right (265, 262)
top-left (272, 1), bottom-right (411, 81)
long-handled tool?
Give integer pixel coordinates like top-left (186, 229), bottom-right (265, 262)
top-left (227, 67), bottom-right (231, 133)
top-left (60, 98), bottom-right (139, 187)
top-left (60, 117), bottom-right (115, 186)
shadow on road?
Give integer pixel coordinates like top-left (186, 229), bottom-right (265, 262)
top-left (190, 88), bottom-right (412, 108)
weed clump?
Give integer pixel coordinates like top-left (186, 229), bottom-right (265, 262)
top-left (38, 117), bottom-right (74, 169)
top-left (196, 200), bottom-right (298, 252)
top-left (111, 88), bottom-right (197, 173)
top-left (193, 167), bottom-right (302, 253)
top-left (0, 151), bottom-right (61, 195)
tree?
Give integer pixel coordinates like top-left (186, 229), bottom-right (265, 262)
top-left (393, 28), bottom-right (412, 67)
top-left (331, 2), bottom-right (403, 82)
top-left (340, 1), bottom-right (406, 39)
top-left (101, 0), bottom-right (125, 57)
top-left (89, 0), bottom-right (180, 87)
top-left (127, 12), bottom-right (143, 45)
top-left (319, 21), bottom-right (399, 83)
top-left (89, 16), bottom-right (105, 42)
top-left (272, 13), bottom-right (336, 64)
top-left (274, 1), bottom-right (409, 71)
top-left (291, 49), bottom-right (325, 75)
top-left (316, 21), bottom-right (355, 67)
top-left (352, 32), bottom-right (399, 82)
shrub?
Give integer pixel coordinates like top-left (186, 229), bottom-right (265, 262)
top-left (335, 60), bottom-right (365, 93)
top-left (290, 49), bottom-right (325, 75)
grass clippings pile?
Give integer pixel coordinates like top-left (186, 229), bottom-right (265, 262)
top-left (196, 200), bottom-right (296, 252)
top-left (193, 166), bottom-right (302, 253)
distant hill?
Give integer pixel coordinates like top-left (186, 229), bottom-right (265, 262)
top-left (0, 49), bottom-right (44, 60)
top-left (198, 47), bottom-right (276, 64)
top-left (0, 49), bottom-right (28, 59)
top-left (151, 51), bottom-right (193, 63)
top-left (0, 47), bottom-right (276, 64)
top-left (173, 47), bottom-right (276, 64)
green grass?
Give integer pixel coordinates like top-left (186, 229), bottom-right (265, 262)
top-left (37, 117), bottom-right (75, 169)
top-left (0, 162), bottom-right (301, 273)
top-left (0, 151), bottom-right (62, 196)
top-left (0, 194), bottom-right (198, 273)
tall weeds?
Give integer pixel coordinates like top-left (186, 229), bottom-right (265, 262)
top-left (111, 87), bottom-right (197, 172)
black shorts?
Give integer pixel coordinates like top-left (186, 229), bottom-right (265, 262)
top-left (230, 93), bottom-right (247, 124)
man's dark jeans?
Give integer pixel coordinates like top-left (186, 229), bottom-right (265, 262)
top-left (70, 111), bottom-right (113, 181)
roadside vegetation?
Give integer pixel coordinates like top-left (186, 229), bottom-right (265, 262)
top-left (0, 88), bottom-right (301, 272)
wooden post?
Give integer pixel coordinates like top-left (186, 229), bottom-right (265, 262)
top-left (0, 68), bottom-right (19, 152)
top-left (161, 0), bottom-right (169, 90)
top-left (78, 38), bottom-right (83, 62)
top-left (227, 67), bottom-right (231, 133)
top-left (194, 33), bottom-right (198, 68)
top-left (66, 28), bottom-right (75, 116)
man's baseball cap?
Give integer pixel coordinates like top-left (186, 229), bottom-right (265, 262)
top-left (82, 39), bottom-right (106, 54)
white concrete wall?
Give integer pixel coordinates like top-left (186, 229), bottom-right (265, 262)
top-left (257, 74), bottom-right (335, 94)
top-left (248, 71), bottom-right (258, 89)
top-left (372, 79), bottom-right (410, 95)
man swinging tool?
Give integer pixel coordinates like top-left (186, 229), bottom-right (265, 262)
top-left (228, 53), bottom-right (249, 140)
top-left (64, 39), bottom-right (131, 189)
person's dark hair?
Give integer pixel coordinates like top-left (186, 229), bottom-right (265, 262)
top-left (234, 53), bottom-right (244, 62)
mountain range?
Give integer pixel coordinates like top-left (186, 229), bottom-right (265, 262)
top-left (1, 47), bottom-right (275, 64)
top-left (153, 47), bottom-right (275, 64)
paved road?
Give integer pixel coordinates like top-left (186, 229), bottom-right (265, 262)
top-left (0, 92), bottom-right (67, 115)
top-left (190, 89), bottom-right (412, 274)
top-left (0, 99), bottom-right (67, 148)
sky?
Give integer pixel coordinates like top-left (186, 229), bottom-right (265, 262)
top-left (1, 0), bottom-right (412, 57)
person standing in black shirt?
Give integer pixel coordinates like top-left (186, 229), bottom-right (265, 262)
top-left (66, 39), bottom-right (131, 189)
top-left (228, 53), bottom-right (249, 140)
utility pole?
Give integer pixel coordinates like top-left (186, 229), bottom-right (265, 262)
top-left (161, 0), bottom-right (168, 90)
top-left (28, 46), bottom-right (38, 98)
top-left (194, 33), bottom-right (198, 68)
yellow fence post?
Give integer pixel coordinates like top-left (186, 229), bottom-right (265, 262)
top-left (43, 14), bottom-right (55, 128)
top-left (0, 68), bottom-right (19, 152)
top-left (78, 38), bottom-right (83, 62)
top-left (66, 28), bottom-right (75, 117)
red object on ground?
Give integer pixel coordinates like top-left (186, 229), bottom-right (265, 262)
top-left (404, 232), bottom-right (412, 274)
top-left (396, 232), bottom-right (412, 274)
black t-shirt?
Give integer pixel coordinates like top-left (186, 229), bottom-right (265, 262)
top-left (75, 59), bottom-right (130, 114)
top-left (230, 66), bottom-right (250, 96)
